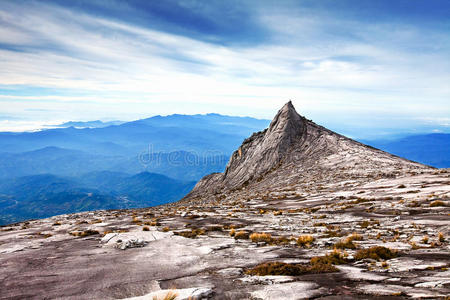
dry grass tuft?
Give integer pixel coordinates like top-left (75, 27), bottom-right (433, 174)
top-left (270, 236), bottom-right (292, 246)
top-left (245, 260), bottom-right (338, 276)
top-left (410, 242), bottom-right (420, 249)
top-left (234, 230), bottom-right (250, 240)
top-left (174, 228), bottom-right (205, 239)
top-left (250, 232), bottom-right (272, 243)
top-left (70, 230), bottom-right (99, 237)
top-left (355, 246), bottom-right (397, 261)
top-left (207, 225), bottom-right (223, 232)
top-left (324, 230), bottom-right (344, 237)
top-left (249, 232), bottom-right (292, 245)
top-left (310, 249), bottom-right (347, 265)
top-left (438, 232), bottom-right (445, 243)
top-left (430, 200), bottom-right (446, 207)
top-left (408, 200), bottom-right (421, 208)
top-left (296, 235), bottom-right (315, 247)
top-left (152, 291), bottom-right (178, 300)
top-left (348, 232), bottom-right (363, 241)
top-left (334, 233), bottom-right (362, 249)
top-left (359, 220), bottom-right (370, 228)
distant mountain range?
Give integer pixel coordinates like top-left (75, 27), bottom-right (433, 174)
top-left (52, 120), bottom-right (125, 128)
top-left (363, 133), bottom-right (450, 168)
top-left (0, 171), bottom-right (195, 225)
top-left (0, 114), bottom-right (270, 180)
top-left (0, 113), bottom-right (270, 224)
top-left (0, 112), bottom-right (448, 225)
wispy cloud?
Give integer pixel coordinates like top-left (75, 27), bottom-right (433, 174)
top-left (0, 0), bottom-right (449, 136)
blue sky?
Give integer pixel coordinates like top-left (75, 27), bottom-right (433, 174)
top-left (0, 0), bottom-right (449, 138)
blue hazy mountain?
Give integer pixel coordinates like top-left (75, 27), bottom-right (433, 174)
top-left (53, 120), bottom-right (125, 128)
top-left (0, 172), bottom-right (195, 225)
top-left (364, 133), bottom-right (450, 168)
top-left (0, 113), bottom-right (268, 225)
top-left (0, 114), bottom-right (270, 155)
top-left (0, 114), bottom-right (269, 181)
top-left (0, 147), bottom-right (228, 181)
top-left (0, 147), bottom-right (119, 179)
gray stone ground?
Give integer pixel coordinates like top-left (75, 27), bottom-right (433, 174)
top-left (1, 170), bottom-right (449, 299)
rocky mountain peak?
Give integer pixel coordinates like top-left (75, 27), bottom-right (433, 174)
top-left (184, 101), bottom-right (429, 200)
top-left (265, 100), bottom-right (304, 147)
top-left (269, 100), bottom-right (300, 127)
top-left (220, 101), bottom-right (305, 188)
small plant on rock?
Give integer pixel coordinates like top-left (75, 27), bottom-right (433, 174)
top-left (296, 235), bottom-right (315, 247)
top-left (234, 231), bottom-right (250, 240)
top-left (310, 249), bottom-right (347, 265)
top-left (355, 246), bottom-right (397, 261)
top-left (438, 232), bottom-right (445, 243)
top-left (359, 220), bottom-right (370, 228)
top-left (250, 232), bottom-right (272, 243)
top-left (174, 228), bottom-right (205, 239)
top-left (70, 230), bottom-right (100, 237)
top-left (152, 291), bottom-right (178, 300)
top-left (410, 242), bottom-right (419, 249)
top-left (245, 261), bottom-right (338, 276)
top-left (430, 200), bottom-right (446, 207)
top-left (334, 233), bottom-right (362, 249)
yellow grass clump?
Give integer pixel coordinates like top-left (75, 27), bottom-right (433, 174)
top-left (296, 235), bottom-right (315, 247)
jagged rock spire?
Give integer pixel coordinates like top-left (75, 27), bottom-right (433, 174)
top-left (221, 101), bottom-right (305, 188)
top-left (184, 101), bottom-right (308, 196)
top-left (183, 100), bottom-right (429, 200)
top-left (265, 100), bottom-right (304, 155)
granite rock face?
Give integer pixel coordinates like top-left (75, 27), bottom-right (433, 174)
top-left (223, 101), bottom-right (305, 188)
top-left (185, 101), bottom-right (428, 200)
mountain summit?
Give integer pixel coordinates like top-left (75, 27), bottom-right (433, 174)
top-left (223, 100), bottom-right (305, 188)
top-left (184, 101), bottom-right (430, 201)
